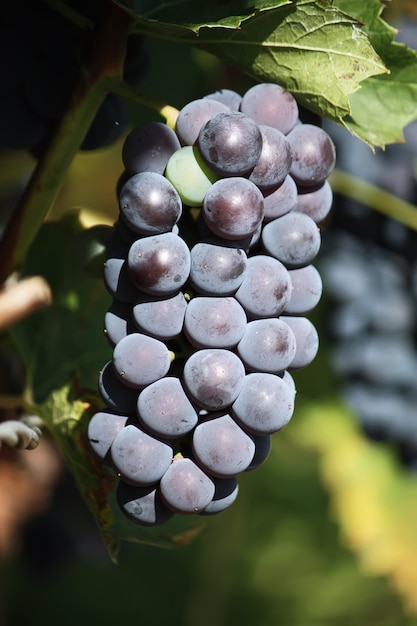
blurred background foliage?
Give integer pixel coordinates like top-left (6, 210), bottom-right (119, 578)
top-left (2, 4), bottom-right (417, 626)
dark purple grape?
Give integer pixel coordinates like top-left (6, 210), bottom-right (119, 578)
top-left (103, 236), bottom-right (139, 303)
top-left (112, 333), bottom-right (171, 389)
top-left (159, 457), bottom-right (215, 514)
top-left (183, 296), bottom-right (247, 349)
top-left (198, 111), bottom-right (263, 176)
top-left (248, 125), bottom-right (293, 190)
top-left (199, 476), bottom-right (239, 515)
top-left (262, 211), bottom-right (321, 268)
top-left (192, 413), bottom-right (255, 477)
top-left (81, 94), bottom-right (127, 150)
top-left (203, 177), bottom-right (264, 240)
top-left (127, 232), bottom-right (191, 296)
top-left (231, 372), bottom-right (295, 435)
top-left (88, 410), bottom-right (129, 461)
top-left (122, 121), bottom-right (181, 175)
top-left (119, 171), bottom-right (182, 235)
top-left (246, 435), bottom-right (272, 471)
top-left (282, 316), bottom-right (319, 369)
top-left (288, 124), bottom-right (336, 187)
top-left (263, 175), bottom-right (298, 222)
top-left (117, 481), bottom-right (174, 526)
top-left (284, 265), bottom-right (323, 314)
top-left (104, 299), bottom-right (134, 347)
top-left (132, 291), bottom-right (187, 340)
top-left (295, 180), bottom-right (333, 223)
top-left (98, 361), bottom-right (139, 414)
top-left (235, 255), bottom-right (292, 319)
top-left (240, 83), bottom-right (299, 135)
top-left (237, 318), bottom-right (297, 373)
top-left (175, 98), bottom-right (230, 145)
top-left (137, 377), bottom-right (198, 439)
top-left (189, 242), bottom-right (248, 296)
top-left (183, 349), bottom-right (245, 410)
top-left (111, 424), bottom-right (173, 487)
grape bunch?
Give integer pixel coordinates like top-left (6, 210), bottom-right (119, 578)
top-left (88, 82), bottom-right (336, 526)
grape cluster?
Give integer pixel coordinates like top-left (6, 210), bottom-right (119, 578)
top-left (320, 203), bottom-right (417, 470)
top-left (0, 1), bottom-right (147, 154)
top-left (88, 82), bottom-right (335, 525)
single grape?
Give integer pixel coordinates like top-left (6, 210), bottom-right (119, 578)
top-left (119, 171), bottom-right (182, 235)
top-left (165, 145), bottom-right (219, 207)
top-left (175, 98), bottom-right (230, 146)
top-left (235, 255), bottom-right (293, 319)
top-left (111, 424), bottom-right (173, 487)
top-left (231, 372), bottom-right (295, 435)
top-left (296, 180), bottom-right (333, 223)
top-left (281, 369), bottom-right (297, 395)
top-left (237, 318), bottom-right (297, 373)
top-left (287, 123), bottom-right (336, 187)
top-left (122, 121), bottom-right (181, 175)
top-left (159, 457), bottom-right (215, 514)
top-left (284, 265), bottom-right (323, 314)
top-left (282, 316), bottom-right (319, 369)
top-left (103, 235), bottom-right (138, 303)
top-left (112, 333), bottom-right (171, 389)
top-left (192, 413), bottom-right (255, 477)
top-left (240, 83), bottom-right (299, 135)
top-left (98, 361), bottom-right (139, 414)
top-left (132, 291), bottom-right (187, 340)
top-left (184, 296), bottom-right (247, 349)
top-left (198, 111), bottom-right (263, 176)
top-left (117, 481), bottom-right (174, 526)
top-left (246, 434), bottom-right (272, 471)
top-left (189, 242), bottom-right (248, 296)
top-left (127, 232), bottom-right (191, 296)
top-left (263, 175), bottom-right (298, 222)
top-left (248, 125), bottom-right (293, 190)
top-left (137, 377), bottom-right (198, 439)
top-left (204, 88), bottom-right (242, 110)
top-left (203, 177), bottom-right (264, 240)
top-left (88, 410), bottom-right (129, 461)
top-left (104, 299), bottom-right (134, 347)
top-left (262, 211), bottom-right (321, 268)
top-left (183, 349), bottom-right (245, 410)
top-left (199, 476), bottom-right (239, 515)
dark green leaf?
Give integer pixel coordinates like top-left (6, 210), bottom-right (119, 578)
top-left (114, 0), bottom-right (386, 125)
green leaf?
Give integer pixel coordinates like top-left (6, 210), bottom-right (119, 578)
top-left (334, 0), bottom-right (417, 146)
top-left (10, 212), bottom-right (112, 403)
top-left (38, 384), bottom-right (204, 561)
top-left (115, 0), bottom-right (387, 125)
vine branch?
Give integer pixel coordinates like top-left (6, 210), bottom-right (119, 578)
top-left (329, 169), bottom-right (417, 232)
top-left (0, 0), bottom-right (132, 286)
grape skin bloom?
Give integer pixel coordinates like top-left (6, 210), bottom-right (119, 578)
top-left (183, 349), bottom-right (246, 410)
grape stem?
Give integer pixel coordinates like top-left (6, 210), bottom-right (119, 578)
top-left (0, 0), bottom-right (132, 285)
top-left (329, 169), bottom-right (417, 231)
top-left (111, 80), bottom-right (180, 128)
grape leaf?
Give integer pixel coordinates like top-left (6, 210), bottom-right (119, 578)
top-left (334, 0), bottom-right (417, 146)
top-left (114, 0), bottom-right (387, 127)
top-left (37, 384), bottom-right (204, 561)
top-left (9, 212), bottom-right (112, 403)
